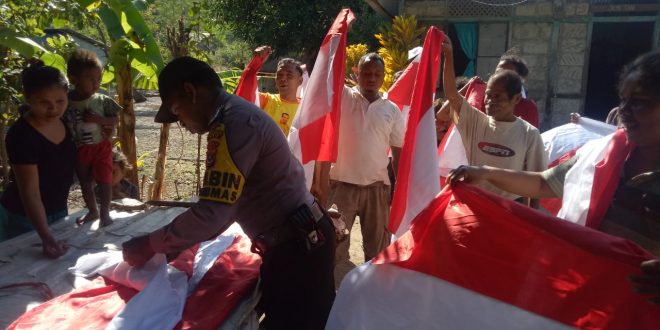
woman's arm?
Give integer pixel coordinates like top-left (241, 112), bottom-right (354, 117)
top-left (447, 165), bottom-right (559, 199)
top-left (12, 164), bottom-right (68, 258)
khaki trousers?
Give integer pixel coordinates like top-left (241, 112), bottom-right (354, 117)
top-left (328, 180), bottom-right (391, 264)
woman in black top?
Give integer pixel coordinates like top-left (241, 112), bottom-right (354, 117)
top-left (0, 61), bottom-right (75, 258)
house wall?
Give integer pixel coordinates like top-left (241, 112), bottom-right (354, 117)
top-left (401, 0), bottom-right (658, 130)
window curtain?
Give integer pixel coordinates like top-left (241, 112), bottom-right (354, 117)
top-left (454, 23), bottom-right (478, 77)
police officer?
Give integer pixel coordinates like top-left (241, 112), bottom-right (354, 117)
top-left (122, 57), bottom-right (336, 329)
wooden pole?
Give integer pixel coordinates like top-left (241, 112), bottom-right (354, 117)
top-left (151, 17), bottom-right (190, 200)
top-left (150, 123), bottom-right (170, 200)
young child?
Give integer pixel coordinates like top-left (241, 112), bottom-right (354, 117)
top-left (94, 149), bottom-right (139, 200)
top-left (0, 61), bottom-right (76, 258)
top-left (66, 49), bottom-right (121, 227)
top-left (438, 33), bottom-right (547, 206)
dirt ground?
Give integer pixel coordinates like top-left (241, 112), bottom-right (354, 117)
top-left (67, 94), bottom-right (366, 285)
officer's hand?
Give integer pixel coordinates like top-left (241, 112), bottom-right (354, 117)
top-left (122, 235), bottom-right (155, 267)
top-left (447, 165), bottom-right (489, 187)
top-left (630, 259), bottom-right (660, 305)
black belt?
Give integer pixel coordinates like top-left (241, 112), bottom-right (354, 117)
top-left (251, 200), bottom-right (325, 256)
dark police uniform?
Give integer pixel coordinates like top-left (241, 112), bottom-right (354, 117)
top-left (149, 91), bottom-right (336, 329)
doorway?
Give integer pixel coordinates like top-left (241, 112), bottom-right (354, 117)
top-left (584, 22), bottom-right (654, 121)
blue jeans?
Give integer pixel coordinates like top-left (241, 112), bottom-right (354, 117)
top-left (0, 204), bottom-right (67, 241)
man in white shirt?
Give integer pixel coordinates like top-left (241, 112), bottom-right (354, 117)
top-left (320, 53), bottom-right (405, 273)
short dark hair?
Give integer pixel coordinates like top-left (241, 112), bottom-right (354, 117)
top-left (277, 58), bottom-right (303, 76)
top-left (21, 60), bottom-right (68, 97)
top-left (499, 50), bottom-right (529, 78)
top-left (618, 49), bottom-right (660, 96)
top-left (358, 52), bottom-right (385, 69)
top-left (488, 69), bottom-right (522, 99)
top-left (67, 48), bottom-right (102, 77)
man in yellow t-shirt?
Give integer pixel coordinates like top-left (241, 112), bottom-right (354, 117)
top-left (254, 46), bottom-right (303, 136)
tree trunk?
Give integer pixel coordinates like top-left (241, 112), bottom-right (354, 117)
top-left (116, 64), bottom-right (138, 187)
top-left (0, 104), bottom-right (10, 189)
top-left (150, 123), bottom-right (169, 200)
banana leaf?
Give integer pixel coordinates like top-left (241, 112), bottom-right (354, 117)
top-left (0, 28), bottom-right (48, 58)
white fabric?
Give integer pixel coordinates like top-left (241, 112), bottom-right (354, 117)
top-left (288, 126), bottom-right (315, 191)
top-left (188, 222), bottom-right (244, 295)
top-left (393, 108), bottom-right (440, 238)
top-left (69, 224), bottom-right (248, 329)
top-left (557, 133), bottom-right (613, 225)
top-left (296, 69), bottom-right (309, 99)
top-left (71, 252), bottom-right (188, 330)
top-left (437, 126), bottom-right (469, 178)
top-left (106, 254), bottom-right (188, 330)
top-left (327, 263), bottom-right (570, 330)
top-left (541, 117), bottom-right (616, 164)
top-left (330, 87), bottom-right (405, 186)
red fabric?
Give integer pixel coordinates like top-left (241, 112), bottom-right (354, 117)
top-left (298, 9), bottom-right (354, 163)
top-left (374, 184), bottom-right (658, 329)
top-left (586, 129), bottom-right (634, 229)
top-left (8, 237), bottom-right (262, 329)
top-left (235, 54), bottom-right (265, 104)
top-left (76, 140), bottom-right (113, 184)
top-left (463, 78), bottom-right (486, 110)
top-left (388, 27), bottom-right (444, 234)
top-left (387, 61), bottom-right (419, 111)
top-left (8, 277), bottom-right (138, 330)
top-left (514, 98), bottom-right (540, 128)
top-left (176, 236), bottom-right (261, 329)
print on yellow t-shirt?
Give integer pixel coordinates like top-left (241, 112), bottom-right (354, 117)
top-left (259, 93), bottom-right (300, 136)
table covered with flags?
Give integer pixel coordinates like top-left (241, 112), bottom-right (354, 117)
top-left (0, 204), bottom-right (261, 329)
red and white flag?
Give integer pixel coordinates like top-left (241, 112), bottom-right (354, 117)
top-left (387, 27), bottom-right (444, 238)
top-left (288, 9), bottom-right (355, 164)
top-left (234, 53), bottom-right (265, 107)
top-left (328, 184), bottom-right (659, 329)
top-left (8, 225), bottom-right (261, 330)
top-left (539, 117), bottom-right (617, 215)
top-left (557, 129), bottom-right (632, 228)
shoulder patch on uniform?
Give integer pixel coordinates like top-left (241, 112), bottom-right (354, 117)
top-left (199, 124), bottom-right (245, 204)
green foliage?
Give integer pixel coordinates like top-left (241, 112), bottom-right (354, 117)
top-left (217, 69), bottom-right (243, 94)
top-left (375, 15), bottom-right (425, 90)
top-left (142, 0), bottom-right (251, 69)
top-left (0, 0), bottom-right (94, 126)
top-left (204, 0), bottom-right (385, 63)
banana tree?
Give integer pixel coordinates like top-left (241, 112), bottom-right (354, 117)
top-left (78, 0), bottom-right (164, 188)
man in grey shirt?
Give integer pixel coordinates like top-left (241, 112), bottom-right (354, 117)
top-left (122, 57), bottom-right (335, 329)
